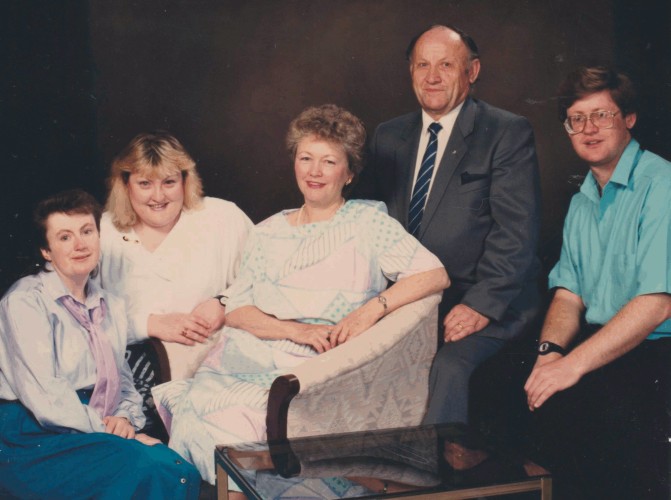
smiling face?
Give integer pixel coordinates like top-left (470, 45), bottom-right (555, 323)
top-left (41, 212), bottom-right (100, 291)
top-left (294, 135), bottom-right (353, 209)
top-left (127, 168), bottom-right (185, 232)
top-left (410, 27), bottom-right (480, 121)
top-left (566, 90), bottom-right (636, 180)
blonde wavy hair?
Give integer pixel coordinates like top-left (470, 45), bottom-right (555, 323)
top-left (105, 131), bottom-right (204, 231)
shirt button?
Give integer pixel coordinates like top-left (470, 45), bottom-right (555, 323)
top-left (175, 460), bottom-right (182, 464)
top-left (180, 478), bottom-right (187, 484)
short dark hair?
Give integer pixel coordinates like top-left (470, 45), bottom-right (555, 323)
top-left (34, 189), bottom-right (102, 251)
top-left (557, 66), bottom-right (638, 121)
top-left (406, 24), bottom-right (479, 62)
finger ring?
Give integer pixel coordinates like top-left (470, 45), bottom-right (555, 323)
top-left (326, 330), bottom-right (333, 337)
top-left (457, 323), bottom-right (464, 329)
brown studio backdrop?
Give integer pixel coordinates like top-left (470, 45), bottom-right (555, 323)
top-left (2, 0), bottom-right (670, 292)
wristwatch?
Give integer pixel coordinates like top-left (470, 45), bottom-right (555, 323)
top-left (377, 295), bottom-right (388, 314)
top-left (214, 295), bottom-right (228, 307)
top-left (538, 341), bottom-right (567, 356)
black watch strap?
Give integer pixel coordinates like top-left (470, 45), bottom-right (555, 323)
top-left (538, 341), bottom-right (567, 356)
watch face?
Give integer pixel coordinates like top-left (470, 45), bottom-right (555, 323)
top-left (539, 342), bottom-right (549, 353)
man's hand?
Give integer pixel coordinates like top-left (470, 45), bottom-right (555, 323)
top-left (103, 415), bottom-right (135, 439)
top-left (147, 313), bottom-right (212, 345)
top-left (443, 304), bottom-right (490, 342)
top-left (191, 298), bottom-right (226, 333)
top-left (524, 354), bottom-right (582, 410)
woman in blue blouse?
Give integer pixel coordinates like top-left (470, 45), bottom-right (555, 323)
top-left (0, 190), bottom-right (200, 499)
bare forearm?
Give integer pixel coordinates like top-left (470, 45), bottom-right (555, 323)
top-left (526, 292), bottom-right (671, 410)
top-left (381, 267), bottom-right (449, 315)
top-left (538, 288), bottom-right (585, 348)
top-left (567, 293), bottom-right (671, 376)
top-left (225, 305), bottom-right (303, 340)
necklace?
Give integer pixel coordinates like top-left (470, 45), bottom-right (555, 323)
top-left (297, 199), bottom-right (345, 226)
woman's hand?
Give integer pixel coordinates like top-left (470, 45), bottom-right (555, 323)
top-left (147, 313), bottom-right (212, 345)
top-left (135, 433), bottom-right (162, 446)
top-left (191, 298), bottom-right (226, 333)
top-left (103, 416), bottom-right (135, 439)
top-left (330, 300), bottom-right (382, 347)
top-left (290, 324), bottom-right (334, 353)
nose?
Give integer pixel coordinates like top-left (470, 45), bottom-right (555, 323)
top-left (73, 234), bottom-right (88, 250)
top-left (152, 183), bottom-right (167, 200)
top-left (308, 162), bottom-right (323, 177)
top-left (583, 117), bottom-right (599, 134)
top-left (426, 65), bottom-right (441, 83)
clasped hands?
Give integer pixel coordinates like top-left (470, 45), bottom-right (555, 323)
top-left (148, 297), bottom-right (226, 345)
top-left (291, 300), bottom-right (383, 353)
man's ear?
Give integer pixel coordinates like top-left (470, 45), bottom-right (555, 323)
top-left (624, 112), bottom-right (637, 130)
top-left (40, 248), bottom-right (51, 262)
top-left (468, 58), bottom-right (481, 84)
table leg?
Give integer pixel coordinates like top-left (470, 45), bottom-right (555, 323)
top-left (540, 476), bottom-right (553, 500)
top-left (216, 463), bottom-right (229, 500)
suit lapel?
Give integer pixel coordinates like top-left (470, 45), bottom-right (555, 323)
top-left (419, 98), bottom-right (476, 238)
top-left (395, 113), bottom-right (422, 228)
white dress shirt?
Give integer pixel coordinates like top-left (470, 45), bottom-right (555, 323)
top-left (410, 102), bottom-right (465, 201)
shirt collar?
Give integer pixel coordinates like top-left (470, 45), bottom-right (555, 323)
top-left (40, 264), bottom-right (104, 308)
top-left (580, 138), bottom-right (640, 202)
top-left (608, 138), bottom-right (639, 187)
top-left (421, 101), bottom-right (465, 134)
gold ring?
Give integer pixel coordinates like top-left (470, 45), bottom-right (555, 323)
top-left (457, 323), bottom-right (464, 329)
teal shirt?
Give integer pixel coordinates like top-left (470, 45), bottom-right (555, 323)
top-left (549, 139), bottom-right (671, 338)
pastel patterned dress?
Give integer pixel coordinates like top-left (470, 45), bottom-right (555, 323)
top-left (152, 200), bottom-right (443, 490)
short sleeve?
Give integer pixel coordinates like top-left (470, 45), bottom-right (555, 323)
top-left (635, 178), bottom-right (671, 296)
top-left (548, 199), bottom-right (582, 296)
top-left (360, 201), bottom-right (443, 282)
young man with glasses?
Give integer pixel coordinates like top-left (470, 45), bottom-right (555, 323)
top-left (525, 66), bottom-right (671, 498)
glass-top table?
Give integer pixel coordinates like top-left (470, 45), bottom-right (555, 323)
top-left (215, 423), bottom-right (551, 499)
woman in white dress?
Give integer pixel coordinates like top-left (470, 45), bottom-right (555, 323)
top-left (100, 131), bottom-right (253, 436)
top-left (153, 105), bottom-right (450, 496)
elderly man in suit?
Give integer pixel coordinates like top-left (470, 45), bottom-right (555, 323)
top-left (357, 24), bottom-right (541, 424)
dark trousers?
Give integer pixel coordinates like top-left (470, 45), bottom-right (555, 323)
top-left (531, 335), bottom-right (671, 500)
top-left (423, 335), bottom-right (505, 424)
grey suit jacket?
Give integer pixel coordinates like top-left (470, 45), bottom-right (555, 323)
top-left (357, 97), bottom-right (542, 341)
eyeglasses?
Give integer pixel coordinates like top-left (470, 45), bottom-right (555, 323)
top-left (563, 110), bottom-right (620, 135)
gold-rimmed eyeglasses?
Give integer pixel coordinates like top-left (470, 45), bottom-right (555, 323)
top-left (563, 110), bottom-right (620, 135)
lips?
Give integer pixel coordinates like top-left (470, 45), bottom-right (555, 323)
top-left (148, 202), bottom-right (168, 210)
top-left (306, 181), bottom-right (325, 189)
top-left (71, 253), bottom-right (93, 262)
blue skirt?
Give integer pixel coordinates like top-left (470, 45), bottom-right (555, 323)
top-left (0, 396), bottom-right (201, 500)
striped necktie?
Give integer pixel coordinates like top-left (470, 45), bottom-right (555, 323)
top-left (408, 122), bottom-right (442, 236)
